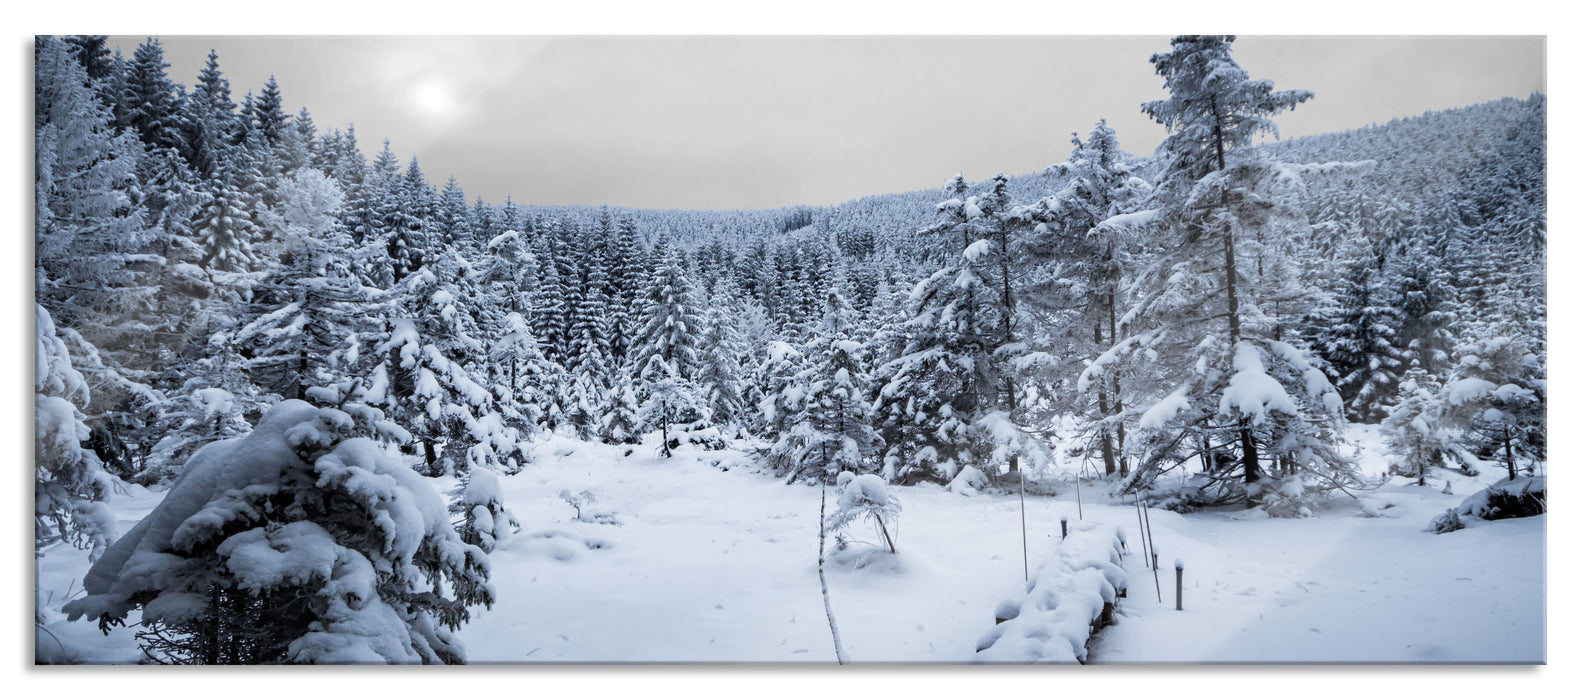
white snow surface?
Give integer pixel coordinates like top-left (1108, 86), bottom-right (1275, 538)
top-left (37, 425), bottom-right (1543, 663)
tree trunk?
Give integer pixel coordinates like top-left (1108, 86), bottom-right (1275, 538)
top-left (1240, 420), bottom-right (1260, 484)
top-left (659, 398), bottom-right (670, 458)
top-left (296, 350), bottom-right (309, 401)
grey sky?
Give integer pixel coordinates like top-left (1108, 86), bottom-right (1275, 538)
top-left (107, 35), bottom-right (1545, 211)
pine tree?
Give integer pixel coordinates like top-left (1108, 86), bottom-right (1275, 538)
top-left (869, 175), bottom-right (1004, 486)
top-left (1012, 120), bottom-right (1152, 478)
top-left (252, 75), bottom-right (287, 146)
top-left (1319, 254), bottom-right (1406, 423)
top-left (1435, 336), bottom-right (1544, 481)
top-left (35, 36), bottom-right (152, 387)
top-left (137, 332), bottom-right (263, 486)
top-left (696, 285), bottom-right (749, 429)
top-left (118, 37), bottom-right (187, 154)
top-left (193, 174), bottom-right (258, 273)
top-left (64, 400), bottom-right (493, 664)
top-left (630, 247), bottom-right (707, 456)
top-left (363, 265), bottom-right (523, 476)
top-left (1383, 360), bottom-right (1445, 485)
top-left (775, 299), bottom-right (884, 483)
top-left (35, 304), bottom-right (117, 562)
top-left (1112, 35), bottom-right (1357, 510)
top-left (486, 311), bottom-right (558, 431)
top-left (598, 384), bottom-right (643, 445)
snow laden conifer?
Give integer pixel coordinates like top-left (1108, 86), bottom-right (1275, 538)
top-left (232, 171), bottom-right (374, 403)
top-left (630, 246), bottom-right (706, 456)
top-left (449, 467), bottom-right (519, 554)
top-left (771, 287), bottom-right (884, 484)
top-left (137, 333), bottom-right (264, 486)
top-left (1317, 250), bottom-right (1406, 423)
top-left (35, 304), bottom-right (117, 562)
top-left (1433, 336), bottom-right (1544, 481)
top-left (485, 311), bottom-right (558, 432)
top-left (870, 175), bottom-right (1003, 487)
top-left (1383, 360), bottom-right (1446, 486)
top-left (756, 340), bottom-right (806, 468)
top-left (64, 400), bottom-right (494, 664)
top-left (35, 36), bottom-right (153, 383)
top-left (696, 284), bottom-right (750, 430)
top-left (1104, 35), bottom-right (1361, 512)
top-left (1011, 120), bottom-right (1153, 478)
top-left (598, 383), bottom-right (643, 446)
top-left (362, 264), bottom-right (526, 476)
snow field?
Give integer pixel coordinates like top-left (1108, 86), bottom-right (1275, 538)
top-left (37, 429), bottom-right (1543, 664)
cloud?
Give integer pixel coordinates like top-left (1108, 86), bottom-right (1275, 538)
top-left (109, 35), bottom-right (1544, 211)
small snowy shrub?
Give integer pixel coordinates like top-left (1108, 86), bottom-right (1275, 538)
top-left (64, 400), bottom-right (494, 664)
top-left (824, 471), bottom-right (902, 553)
top-left (1255, 475), bottom-right (1317, 518)
top-left (450, 468), bottom-right (520, 553)
top-left (559, 489), bottom-right (619, 525)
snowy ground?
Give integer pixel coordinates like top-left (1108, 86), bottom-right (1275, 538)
top-left (36, 428), bottom-right (1544, 664)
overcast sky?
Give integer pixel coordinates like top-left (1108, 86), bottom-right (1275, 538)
top-left (105, 35), bottom-right (1544, 211)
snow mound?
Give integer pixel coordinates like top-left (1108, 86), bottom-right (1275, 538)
top-left (973, 520), bottom-right (1127, 663)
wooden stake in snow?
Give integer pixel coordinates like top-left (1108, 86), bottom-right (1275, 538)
top-left (1060, 516), bottom-right (1069, 540)
top-left (817, 479), bottom-right (848, 664)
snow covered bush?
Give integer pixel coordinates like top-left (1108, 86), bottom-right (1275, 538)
top-left (63, 400), bottom-right (494, 664)
top-left (36, 304), bottom-right (117, 561)
top-left (974, 521), bottom-right (1127, 664)
top-left (824, 471), bottom-right (902, 553)
top-left (1429, 475), bottom-right (1545, 534)
top-left (450, 468), bottom-right (519, 553)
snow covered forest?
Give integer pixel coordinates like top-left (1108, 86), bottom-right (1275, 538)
top-left (34, 34), bottom-right (1545, 664)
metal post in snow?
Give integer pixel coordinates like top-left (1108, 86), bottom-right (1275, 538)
top-left (1175, 559), bottom-right (1184, 611)
top-left (1074, 474), bottom-right (1083, 520)
top-left (1133, 495), bottom-right (1149, 565)
top-left (1060, 516), bottom-right (1068, 540)
top-left (1142, 500), bottom-right (1158, 570)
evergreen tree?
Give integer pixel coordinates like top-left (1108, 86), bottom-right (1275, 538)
top-left (629, 246), bottom-right (707, 455)
top-left (64, 400), bottom-right (493, 664)
top-left (35, 304), bottom-right (117, 562)
top-left (696, 285), bottom-right (749, 429)
top-left (1110, 35), bottom-right (1357, 511)
top-left (1318, 254), bottom-right (1406, 423)
top-left (253, 75), bottom-right (287, 146)
top-left (118, 37), bottom-right (187, 154)
top-left (1012, 120), bottom-right (1152, 477)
